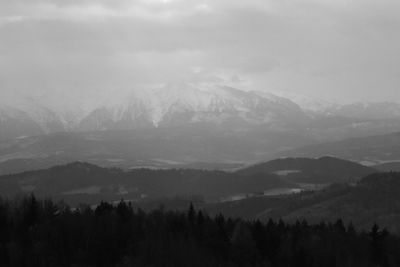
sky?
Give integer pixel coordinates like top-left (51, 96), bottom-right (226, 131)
top-left (0, 0), bottom-right (399, 105)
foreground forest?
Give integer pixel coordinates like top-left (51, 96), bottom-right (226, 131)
top-left (0, 196), bottom-right (399, 267)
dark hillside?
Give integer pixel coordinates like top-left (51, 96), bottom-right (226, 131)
top-left (206, 172), bottom-right (400, 233)
top-left (237, 157), bottom-right (375, 183)
top-left (0, 196), bottom-right (399, 267)
top-left (0, 162), bottom-right (294, 204)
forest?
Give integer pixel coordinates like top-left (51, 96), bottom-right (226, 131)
top-left (0, 195), bottom-right (399, 267)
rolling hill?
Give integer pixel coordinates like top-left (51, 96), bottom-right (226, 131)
top-left (236, 156), bottom-right (376, 184)
top-left (205, 172), bottom-right (400, 233)
top-left (0, 161), bottom-right (294, 204)
top-left (1, 160), bottom-right (399, 233)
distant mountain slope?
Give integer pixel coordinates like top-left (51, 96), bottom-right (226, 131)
top-left (2, 85), bottom-right (400, 172)
top-left (2, 84), bottom-right (400, 142)
top-left (0, 84), bottom-right (309, 140)
top-left (236, 157), bottom-right (375, 183)
top-left (279, 132), bottom-right (400, 165)
top-left (0, 127), bottom-right (315, 175)
top-left (79, 84), bottom-right (309, 130)
top-left (328, 102), bottom-right (400, 120)
top-left (0, 162), bottom-right (294, 204)
top-left (0, 106), bottom-right (48, 140)
top-left (205, 172), bottom-right (400, 233)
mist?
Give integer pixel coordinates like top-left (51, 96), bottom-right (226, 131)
top-left (0, 0), bottom-right (399, 106)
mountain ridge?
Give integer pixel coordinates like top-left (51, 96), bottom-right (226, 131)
top-left (2, 84), bottom-right (400, 141)
top-left (0, 84), bottom-right (306, 135)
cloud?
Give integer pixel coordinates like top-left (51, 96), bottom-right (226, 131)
top-left (0, 0), bottom-right (399, 104)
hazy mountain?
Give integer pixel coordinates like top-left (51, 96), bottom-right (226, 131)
top-left (0, 84), bottom-right (309, 139)
top-left (0, 98), bottom-right (86, 139)
top-left (2, 84), bottom-right (400, 141)
top-left (267, 91), bottom-right (338, 113)
top-left (0, 127), bottom-right (315, 175)
top-left (276, 92), bottom-right (400, 119)
top-left (279, 132), bottom-right (400, 166)
top-left (79, 84), bottom-right (308, 130)
top-left (236, 156), bottom-right (376, 184)
top-left (2, 84), bottom-right (400, 174)
top-left (327, 102), bottom-right (400, 120)
top-left (0, 106), bottom-right (45, 140)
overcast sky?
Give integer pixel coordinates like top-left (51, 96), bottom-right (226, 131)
top-left (0, 0), bottom-right (399, 104)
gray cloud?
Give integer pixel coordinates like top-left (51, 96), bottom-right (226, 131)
top-left (0, 0), bottom-right (399, 104)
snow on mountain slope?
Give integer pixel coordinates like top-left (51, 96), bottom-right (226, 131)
top-left (79, 83), bottom-right (307, 130)
top-left (267, 91), bottom-right (338, 112)
top-left (1, 83), bottom-right (309, 139)
top-left (13, 100), bottom-right (65, 133)
top-left (0, 94), bottom-right (104, 134)
top-left (2, 83), bottom-right (400, 141)
top-left (0, 98), bottom-right (74, 134)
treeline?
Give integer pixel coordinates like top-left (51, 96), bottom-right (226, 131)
top-left (0, 195), bottom-right (399, 267)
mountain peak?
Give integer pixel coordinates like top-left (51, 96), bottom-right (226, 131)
top-left (2, 83), bottom-right (400, 141)
top-left (77, 83), bottom-right (306, 129)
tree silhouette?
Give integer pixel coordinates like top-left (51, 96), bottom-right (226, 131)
top-left (0, 195), bottom-right (399, 267)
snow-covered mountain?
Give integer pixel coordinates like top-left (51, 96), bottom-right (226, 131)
top-left (0, 97), bottom-right (67, 140)
top-left (0, 97), bottom-right (88, 139)
top-left (1, 84), bottom-right (400, 141)
top-left (270, 90), bottom-right (400, 119)
top-left (2, 84), bottom-right (400, 173)
top-left (267, 91), bottom-right (338, 113)
top-left (78, 84), bottom-right (307, 131)
top-left (0, 83), bottom-right (310, 139)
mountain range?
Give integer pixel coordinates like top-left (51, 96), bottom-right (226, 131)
top-left (2, 83), bottom-right (400, 140)
top-left (0, 84), bottom-right (307, 139)
top-left (1, 83), bottom-right (400, 173)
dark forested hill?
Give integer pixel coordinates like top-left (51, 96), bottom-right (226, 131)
top-left (0, 195), bottom-right (399, 267)
top-left (205, 172), bottom-right (400, 234)
top-left (236, 156), bottom-right (375, 183)
top-left (0, 157), bottom-right (378, 205)
top-left (2, 161), bottom-right (398, 234)
top-left (0, 162), bottom-right (294, 204)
